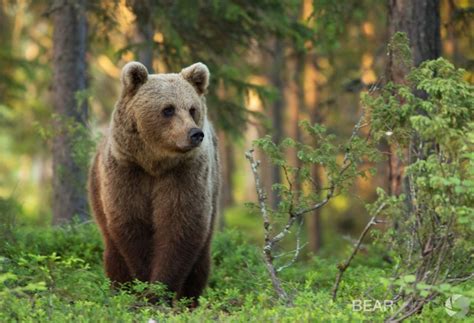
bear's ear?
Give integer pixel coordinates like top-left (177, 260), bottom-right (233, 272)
top-left (181, 62), bottom-right (210, 95)
top-left (121, 61), bottom-right (148, 95)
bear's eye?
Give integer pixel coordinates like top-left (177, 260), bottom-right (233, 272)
top-left (189, 106), bottom-right (197, 118)
top-left (162, 105), bottom-right (175, 117)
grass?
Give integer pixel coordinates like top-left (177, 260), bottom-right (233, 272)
top-left (0, 222), bottom-right (472, 322)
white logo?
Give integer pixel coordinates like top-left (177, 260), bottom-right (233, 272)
top-left (445, 294), bottom-right (470, 318)
top-left (352, 300), bottom-right (394, 312)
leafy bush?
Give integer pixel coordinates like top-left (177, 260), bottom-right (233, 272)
top-left (364, 57), bottom-right (474, 320)
top-left (245, 47), bottom-right (473, 319)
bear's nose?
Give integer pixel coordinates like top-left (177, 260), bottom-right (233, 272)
top-left (189, 128), bottom-right (204, 146)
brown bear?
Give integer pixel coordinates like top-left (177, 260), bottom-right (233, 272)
top-left (88, 61), bottom-right (220, 305)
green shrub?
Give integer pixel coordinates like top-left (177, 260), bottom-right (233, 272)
top-left (365, 56), bottom-right (474, 321)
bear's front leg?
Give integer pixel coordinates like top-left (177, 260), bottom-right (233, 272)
top-left (149, 232), bottom-right (202, 300)
top-left (104, 239), bottom-right (132, 285)
top-left (108, 221), bottom-right (154, 281)
top-left (177, 239), bottom-right (211, 307)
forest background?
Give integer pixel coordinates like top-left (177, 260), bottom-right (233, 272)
top-left (0, 0), bottom-right (473, 321)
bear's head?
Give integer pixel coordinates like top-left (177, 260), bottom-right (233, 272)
top-left (118, 61), bottom-right (210, 157)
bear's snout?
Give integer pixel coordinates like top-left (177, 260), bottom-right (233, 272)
top-left (189, 128), bottom-right (204, 147)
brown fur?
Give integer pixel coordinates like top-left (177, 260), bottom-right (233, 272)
top-left (88, 62), bottom-right (220, 305)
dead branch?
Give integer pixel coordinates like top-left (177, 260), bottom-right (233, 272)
top-left (331, 202), bottom-right (387, 301)
top-left (447, 273), bottom-right (474, 284)
top-left (245, 107), bottom-right (370, 304)
top-left (277, 218), bottom-right (305, 273)
top-left (245, 149), bottom-right (290, 304)
top-left (386, 292), bottom-right (438, 323)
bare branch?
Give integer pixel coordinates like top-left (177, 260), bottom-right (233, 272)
top-left (245, 103), bottom-right (371, 304)
top-left (386, 292), bottom-right (438, 323)
top-left (245, 149), bottom-right (271, 236)
top-left (245, 149), bottom-right (290, 303)
top-left (274, 242), bottom-right (309, 259)
top-left (294, 195), bottom-right (331, 218)
top-left (277, 218), bottom-right (305, 272)
top-left (447, 273), bottom-right (474, 284)
top-left (332, 202), bottom-right (387, 301)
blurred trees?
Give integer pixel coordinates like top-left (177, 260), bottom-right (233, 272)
top-left (0, 2), bottom-right (14, 102)
top-left (268, 38), bottom-right (285, 210)
top-left (1, 2), bottom-right (473, 320)
top-left (126, 0), bottom-right (155, 72)
top-left (51, 0), bottom-right (89, 224)
top-left (0, 0), bottom-right (472, 251)
top-left (1, 1), bottom-right (53, 224)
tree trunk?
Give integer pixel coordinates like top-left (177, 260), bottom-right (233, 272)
top-left (387, 0), bottom-right (441, 196)
top-left (128, 0), bottom-right (154, 72)
top-left (308, 88), bottom-right (323, 253)
top-left (217, 130), bottom-right (235, 229)
top-left (444, 0), bottom-right (461, 65)
top-left (291, 51), bottom-right (304, 188)
top-left (268, 38), bottom-right (285, 209)
top-left (296, 50), bottom-right (323, 253)
top-left (0, 4), bottom-right (7, 95)
top-left (52, 0), bottom-right (89, 224)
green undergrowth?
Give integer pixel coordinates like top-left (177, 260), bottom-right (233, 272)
top-left (0, 223), bottom-right (471, 322)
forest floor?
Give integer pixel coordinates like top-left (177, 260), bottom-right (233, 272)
top-left (0, 223), bottom-right (470, 322)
